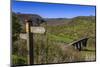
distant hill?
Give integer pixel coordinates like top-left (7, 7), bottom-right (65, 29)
top-left (45, 16), bottom-right (96, 26)
top-left (72, 16), bottom-right (95, 22)
top-left (67, 16), bottom-right (96, 26)
top-left (15, 13), bottom-right (45, 26)
top-left (12, 12), bottom-right (95, 26)
top-left (45, 18), bottom-right (71, 26)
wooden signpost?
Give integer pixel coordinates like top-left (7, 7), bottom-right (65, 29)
top-left (20, 20), bottom-right (45, 65)
top-left (25, 20), bottom-right (34, 65)
top-left (20, 33), bottom-right (27, 40)
top-left (31, 27), bottom-right (45, 34)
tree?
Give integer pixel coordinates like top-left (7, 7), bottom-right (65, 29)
top-left (12, 13), bottom-right (22, 54)
top-left (12, 13), bottom-right (22, 42)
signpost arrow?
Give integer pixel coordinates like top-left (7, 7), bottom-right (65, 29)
top-left (31, 27), bottom-right (45, 34)
top-left (20, 27), bottom-right (45, 40)
top-left (20, 33), bottom-right (27, 40)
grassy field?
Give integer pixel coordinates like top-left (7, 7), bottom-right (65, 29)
top-left (32, 16), bottom-right (96, 64)
top-left (48, 16), bottom-right (96, 61)
top-left (12, 16), bottom-right (96, 65)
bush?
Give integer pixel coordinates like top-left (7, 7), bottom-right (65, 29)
top-left (12, 55), bottom-right (26, 65)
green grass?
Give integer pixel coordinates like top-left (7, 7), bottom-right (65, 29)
top-left (45, 17), bottom-right (96, 62)
top-left (48, 33), bottom-right (73, 43)
top-left (12, 16), bottom-right (96, 65)
top-left (12, 55), bottom-right (27, 65)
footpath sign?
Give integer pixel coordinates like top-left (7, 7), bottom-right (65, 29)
top-left (20, 33), bottom-right (27, 40)
top-left (20, 20), bottom-right (46, 65)
top-left (31, 27), bottom-right (45, 34)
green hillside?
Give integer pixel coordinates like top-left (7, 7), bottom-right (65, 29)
top-left (44, 16), bottom-right (96, 63)
top-left (12, 14), bottom-right (96, 65)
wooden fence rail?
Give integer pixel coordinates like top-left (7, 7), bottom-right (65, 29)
top-left (69, 37), bottom-right (89, 51)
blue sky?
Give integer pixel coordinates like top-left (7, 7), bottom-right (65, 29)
top-left (12, 1), bottom-right (96, 18)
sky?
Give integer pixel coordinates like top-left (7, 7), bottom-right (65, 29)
top-left (12, 0), bottom-right (96, 18)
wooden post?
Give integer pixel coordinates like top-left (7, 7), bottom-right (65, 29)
top-left (78, 42), bottom-right (82, 51)
top-left (25, 20), bottom-right (34, 65)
